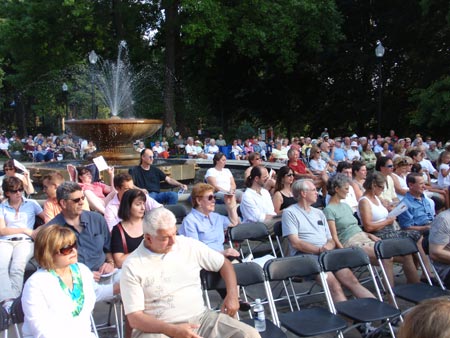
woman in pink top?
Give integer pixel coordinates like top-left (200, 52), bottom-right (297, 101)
top-left (77, 167), bottom-right (115, 214)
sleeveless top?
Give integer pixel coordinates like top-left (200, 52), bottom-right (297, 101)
top-left (358, 195), bottom-right (388, 223)
top-left (280, 192), bottom-right (296, 211)
top-left (391, 172), bottom-right (408, 199)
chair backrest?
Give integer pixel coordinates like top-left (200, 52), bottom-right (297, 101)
top-left (374, 237), bottom-right (418, 259)
top-left (264, 255), bottom-right (321, 281)
top-left (228, 222), bottom-right (270, 242)
top-left (319, 247), bottom-right (370, 272)
top-left (273, 221), bottom-right (282, 238)
top-left (201, 262), bottom-right (266, 291)
top-left (214, 204), bottom-right (229, 216)
top-left (165, 204), bottom-right (187, 225)
top-left (10, 297), bottom-right (24, 324)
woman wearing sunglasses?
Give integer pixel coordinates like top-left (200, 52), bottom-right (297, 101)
top-left (0, 159), bottom-right (35, 201)
top-left (22, 224), bottom-right (96, 338)
top-left (179, 183), bottom-right (240, 258)
top-left (0, 176), bottom-right (44, 313)
top-left (272, 166), bottom-right (296, 215)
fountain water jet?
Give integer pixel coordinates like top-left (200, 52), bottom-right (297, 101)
top-left (66, 41), bottom-right (162, 165)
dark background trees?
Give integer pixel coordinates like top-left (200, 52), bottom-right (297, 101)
top-left (0, 0), bottom-right (448, 140)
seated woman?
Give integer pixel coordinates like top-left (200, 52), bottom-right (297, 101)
top-left (179, 183), bottom-right (239, 258)
top-left (351, 161), bottom-right (367, 201)
top-left (391, 156), bottom-right (412, 200)
top-left (0, 159), bottom-right (35, 200)
top-left (0, 176), bottom-right (44, 313)
top-left (437, 151), bottom-right (450, 190)
top-left (244, 152), bottom-right (275, 194)
top-left (205, 152), bottom-right (242, 201)
top-left (76, 166), bottom-right (115, 214)
top-left (308, 145), bottom-right (332, 193)
top-left (111, 189), bottom-right (145, 268)
top-left (357, 172), bottom-right (420, 284)
top-left (230, 139), bottom-right (244, 160)
top-left (323, 174), bottom-right (395, 289)
top-left (22, 225), bottom-right (96, 338)
top-left (33, 144), bottom-right (54, 162)
top-left (272, 166), bottom-right (296, 215)
top-left (360, 142), bottom-right (377, 170)
top-left (375, 157), bottom-right (400, 209)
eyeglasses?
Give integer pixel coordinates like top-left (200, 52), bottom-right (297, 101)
top-left (67, 196), bottom-right (85, 203)
top-left (59, 242), bottom-right (77, 255)
top-left (201, 194), bottom-right (215, 201)
top-left (285, 173), bottom-right (294, 177)
top-left (316, 151), bottom-right (321, 153)
top-left (4, 168), bottom-right (14, 171)
top-left (147, 156), bottom-right (154, 159)
top-left (9, 188), bottom-right (24, 194)
top-left (385, 165), bottom-right (394, 168)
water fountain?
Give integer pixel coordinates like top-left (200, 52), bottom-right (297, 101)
top-left (65, 41), bottom-right (163, 165)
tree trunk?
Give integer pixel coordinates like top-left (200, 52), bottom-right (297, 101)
top-left (162, 0), bottom-right (179, 129)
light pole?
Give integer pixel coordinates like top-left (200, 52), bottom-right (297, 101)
top-left (375, 41), bottom-right (385, 135)
top-left (62, 82), bottom-right (69, 118)
top-left (88, 50), bottom-right (98, 119)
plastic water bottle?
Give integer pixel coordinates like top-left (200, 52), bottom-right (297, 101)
top-left (253, 298), bottom-right (266, 332)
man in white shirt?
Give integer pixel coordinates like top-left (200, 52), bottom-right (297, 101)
top-left (240, 166), bottom-right (278, 233)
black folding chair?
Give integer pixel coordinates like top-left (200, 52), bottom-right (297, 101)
top-left (201, 262), bottom-right (287, 338)
top-left (319, 247), bottom-right (401, 338)
top-left (264, 255), bottom-right (347, 337)
top-left (0, 305), bottom-right (8, 338)
top-left (375, 238), bottom-right (449, 309)
top-left (228, 222), bottom-right (278, 259)
top-left (165, 204), bottom-right (187, 229)
top-left (10, 297), bottom-right (24, 338)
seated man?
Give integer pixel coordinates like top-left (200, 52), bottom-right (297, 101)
top-left (129, 148), bottom-right (187, 205)
top-left (429, 209), bottom-right (450, 287)
top-left (104, 173), bottom-right (162, 231)
top-left (185, 137), bottom-right (207, 159)
top-left (282, 179), bottom-right (376, 303)
top-left (240, 166), bottom-right (278, 233)
top-left (46, 182), bottom-right (119, 301)
top-left (120, 207), bottom-right (260, 338)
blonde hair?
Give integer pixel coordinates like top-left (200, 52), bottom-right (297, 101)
top-left (398, 297), bottom-right (450, 338)
top-left (34, 225), bottom-right (77, 270)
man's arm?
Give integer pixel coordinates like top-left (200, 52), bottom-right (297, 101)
top-left (429, 243), bottom-right (450, 264)
top-left (127, 312), bottom-right (201, 338)
top-left (287, 234), bottom-right (334, 255)
top-left (165, 176), bottom-right (188, 191)
top-left (218, 259), bottom-right (239, 317)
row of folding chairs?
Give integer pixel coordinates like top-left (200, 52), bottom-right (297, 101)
top-left (202, 237), bottom-right (450, 338)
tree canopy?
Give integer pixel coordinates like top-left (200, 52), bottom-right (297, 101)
top-left (0, 0), bottom-right (448, 139)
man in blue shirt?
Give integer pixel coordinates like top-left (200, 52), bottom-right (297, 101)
top-left (331, 138), bottom-right (347, 162)
top-left (398, 173), bottom-right (434, 231)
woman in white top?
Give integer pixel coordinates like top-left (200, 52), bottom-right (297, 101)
top-left (358, 172), bottom-right (420, 284)
top-left (391, 156), bottom-right (411, 200)
top-left (308, 145), bottom-right (332, 191)
top-left (375, 157), bottom-right (399, 209)
top-left (205, 152), bottom-right (242, 202)
top-left (22, 225), bottom-right (96, 338)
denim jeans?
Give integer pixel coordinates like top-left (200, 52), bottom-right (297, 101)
top-left (0, 239), bottom-right (34, 301)
top-left (149, 191), bottom-right (178, 205)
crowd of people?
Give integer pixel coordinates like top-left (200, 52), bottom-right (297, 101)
top-left (1, 126), bottom-right (450, 337)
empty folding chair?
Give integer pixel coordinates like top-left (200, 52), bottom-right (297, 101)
top-left (264, 255), bottom-right (347, 337)
top-left (228, 222), bottom-right (278, 260)
top-left (0, 306), bottom-right (8, 338)
top-left (319, 247), bottom-right (401, 338)
top-left (201, 262), bottom-right (287, 338)
top-left (375, 238), bottom-right (449, 309)
top-left (93, 295), bottom-right (124, 338)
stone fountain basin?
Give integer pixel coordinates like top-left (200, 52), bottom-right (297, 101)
top-left (65, 118), bottom-right (163, 165)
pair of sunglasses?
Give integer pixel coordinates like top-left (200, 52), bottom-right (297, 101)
top-left (59, 242), bottom-right (77, 255)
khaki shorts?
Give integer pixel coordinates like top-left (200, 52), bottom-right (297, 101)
top-left (343, 232), bottom-right (375, 249)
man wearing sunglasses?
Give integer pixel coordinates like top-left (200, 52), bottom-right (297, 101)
top-left (129, 148), bottom-right (188, 205)
top-left (46, 181), bottom-right (119, 301)
top-left (120, 207), bottom-right (260, 338)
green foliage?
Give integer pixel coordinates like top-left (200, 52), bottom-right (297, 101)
top-left (409, 76), bottom-right (450, 131)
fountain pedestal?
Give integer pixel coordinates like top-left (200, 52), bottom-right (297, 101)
top-left (65, 118), bottom-right (163, 165)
